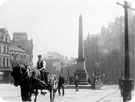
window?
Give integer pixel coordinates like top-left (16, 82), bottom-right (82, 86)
top-left (0, 46), bottom-right (1, 53)
top-left (4, 47), bottom-right (6, 53)
top-left (5, 37), bottom-right (8, 42)
top-left (16, 54), bottom-right (19, 60)
top-left (7, 47), bottom-right (9, 54)
top-left (24, 55), bottom-right (26, 60)
top-left (7, 58), bottom-right (8, 67)
top-left (0, 56), bottom-right (1, 66)
top-left (11, 52), bottom-right (14, 60)
top-left (3, 57), bottom-right (5, 67)
top-left (20, 53), bottom-right (22, 60)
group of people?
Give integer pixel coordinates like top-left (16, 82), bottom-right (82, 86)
top-left (36, 54), bottom-right (65, 96)
top-left (36, 54), bottom-right (80, 96)
top-left (36, 55), bottom-right (132, 100)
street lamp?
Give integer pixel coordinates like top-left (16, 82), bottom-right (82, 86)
top-left (117, 1), bottom-right (134, 102)
top-left (93, 61), bottom-right (102, 89)
top-left (94, 62), bottom-right (97, 83)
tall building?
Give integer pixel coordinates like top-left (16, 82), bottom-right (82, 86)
top-left (11, 32), bottom-right (33, 65)
top-left (0, 28), bottom-right (11, 83)
top-left (84, 33), bottom-right (124, 84)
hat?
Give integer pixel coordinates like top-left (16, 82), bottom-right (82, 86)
top-left (38, 55), bottom-right (42, 57)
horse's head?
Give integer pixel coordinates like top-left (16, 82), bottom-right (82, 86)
top-left (11, 64), bottom-right (27, 86)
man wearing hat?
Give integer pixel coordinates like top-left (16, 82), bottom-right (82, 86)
top-left (36, 55), bottom-right (48, 84)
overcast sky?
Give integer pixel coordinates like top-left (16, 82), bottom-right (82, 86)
top-left (0, 0), bottom-right (135, 64)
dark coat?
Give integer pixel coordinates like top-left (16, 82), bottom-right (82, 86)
top-left (118, 76), bottom-right (124, 88)
top-left (58, 76), bottom-right (65, 86)
top-left (74, 78), bottom-right (79, 85)
top-left (37, 60), bottom-right (43, 70)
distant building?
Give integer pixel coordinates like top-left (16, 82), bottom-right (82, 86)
top-left (0, 28), bottom-right (11, 83)
top-left (45, 51), bottom-right (65, 60)
top-left (11, 32), bottom-right (33, 65)
top-left (43, 51), bottom-right (69, 78)
top-left (10, 45), bottom-right (30, 67)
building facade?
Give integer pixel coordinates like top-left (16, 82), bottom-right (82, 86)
top-left (0, 29), bottom-right (33, 83)
top-left (11, 32), bottom-right (33, 65)
top-left (10, 45), bottom-right (30, 67)
top-left (0, 28), bottom-right (11, 83)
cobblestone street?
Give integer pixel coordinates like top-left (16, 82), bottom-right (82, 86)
top-left (0, 84), bottom-right (132, 102)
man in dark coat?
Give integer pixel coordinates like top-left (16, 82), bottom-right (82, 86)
top-left (58, 73), bottom-right (65, 96)
top-left (36, 55), bottom-right (48, 84)
top-left (118, 73), bottom-right (124, 97)
top-left (74, 75), bottom-right (79, 92)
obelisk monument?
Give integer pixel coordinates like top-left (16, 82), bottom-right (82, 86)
top-left (74, 14), bottom-right (88, 85)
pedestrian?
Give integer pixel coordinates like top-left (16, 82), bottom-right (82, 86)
top-left (58, 73), bottom-right (65, 96)
top-left (118, 73), bottom-right (124, 97)
top-left (74, 75), bottom-right (79, 92)
top-left (87, 76), bottom-right (91, 85)
top-left (52, 75), bottom-right (58, 98)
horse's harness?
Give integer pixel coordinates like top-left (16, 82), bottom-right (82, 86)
top-left (19, 65), bottom-right (31, 82)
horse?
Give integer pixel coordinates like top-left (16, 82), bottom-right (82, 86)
top-left (11, 64), bottom-right (54, 102)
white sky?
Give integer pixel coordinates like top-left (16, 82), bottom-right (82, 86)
top-left (0, 0), bottom-right (135, 64)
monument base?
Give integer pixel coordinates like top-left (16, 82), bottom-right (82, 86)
top-left (74, 68), bottom-right (88, 85)
top-left (65, 85), bottom-right (91, 89)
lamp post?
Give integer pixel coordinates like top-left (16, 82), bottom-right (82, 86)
top-left (93, 61), bottom-right (102, 89)
top-left (117, 1), bottom-right (135, 102)
top-left (94, 62), bottom-right (98, 83)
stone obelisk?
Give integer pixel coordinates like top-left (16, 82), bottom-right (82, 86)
top-left (74, 14), bottom-right (88, 85)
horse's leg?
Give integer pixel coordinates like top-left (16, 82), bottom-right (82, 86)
top-left (52, 90), bottom-right (54, 101)
top-left (53, 90), bottom-right (55, 99)
top-left (50, 89), bottom-right (53, 102)
top-left (21, 92), bottom-right (27, 102)
top-left (28, 91), bottom-right (32, 102)
top-left (34, 89), bottom-right (38, 102)
top-left (20, 86), bottom-right (28, 102)
top-left (53, 90), bottom-right (56, 101)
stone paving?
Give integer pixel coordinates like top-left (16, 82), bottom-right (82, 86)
top-left (0, 84), bottom-right (134, 102)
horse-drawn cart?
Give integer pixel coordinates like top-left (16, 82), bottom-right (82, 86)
top-left (11, 64), bottom-right (57, 102)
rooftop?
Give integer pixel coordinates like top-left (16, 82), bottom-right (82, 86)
top-left (10, 45), bottom-right (25, 53)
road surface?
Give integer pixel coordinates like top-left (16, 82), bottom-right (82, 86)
top-left (0, 84), bottom-right (134, 102)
